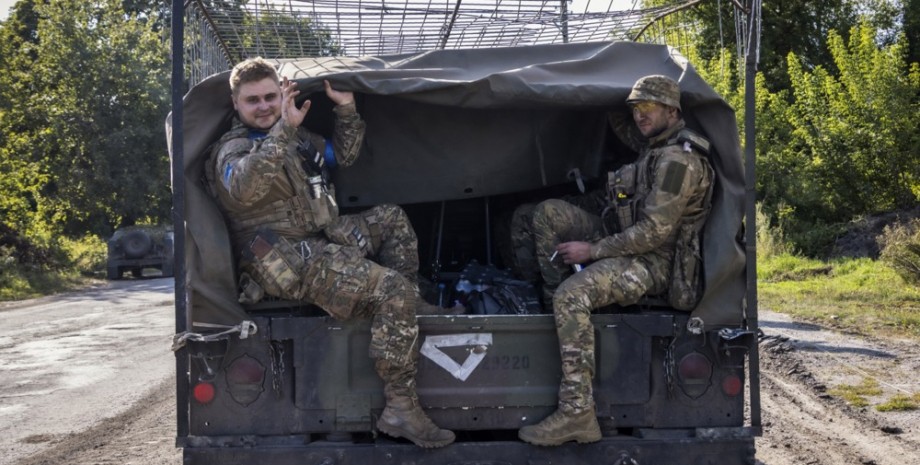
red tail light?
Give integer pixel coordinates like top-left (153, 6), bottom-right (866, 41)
top-left (193, 381), bottom-right (216, 404)
top-left (722, 374), bottom-right (743, 397)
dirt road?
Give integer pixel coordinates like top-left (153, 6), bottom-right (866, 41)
top-left (2, 279), bottom-right (918, 465)
top-left (0, 278), bottom-right (179, 465)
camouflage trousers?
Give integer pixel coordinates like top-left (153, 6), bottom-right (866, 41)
top-left (508, 189), bottom-right (608, 290)
top-left (521, 199), bottom-right (669, 413)
top-left (299, 204), bottom-right (423, 390)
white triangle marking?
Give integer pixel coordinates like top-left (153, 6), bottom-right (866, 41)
top-left (420, 333), bottom-right (493, 382)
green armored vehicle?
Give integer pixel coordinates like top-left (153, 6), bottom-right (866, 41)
top-left (168, 2), bottom-right (763, 464)
top-left (106, 225), bottom-right (174, 279)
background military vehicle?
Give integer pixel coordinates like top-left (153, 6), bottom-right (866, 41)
top-left (106, 225), bottom-right (174, 279)
top-left (167, 1), bottom-right (763, 464)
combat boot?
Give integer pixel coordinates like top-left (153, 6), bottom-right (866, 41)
top-left (377, 393), bottom-right (455, 448)
top-left (518, 407), bottom-right (602, 446)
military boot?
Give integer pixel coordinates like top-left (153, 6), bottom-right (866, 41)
top-left (518, 407), bottom-right (602, 446)
top-left (377, 389), bottom-right (456, 448)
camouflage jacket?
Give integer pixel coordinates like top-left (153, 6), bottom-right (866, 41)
top-left (590, 116), bottom-right (713, 261)
top-left (209, 103), bottom-right (366, 252)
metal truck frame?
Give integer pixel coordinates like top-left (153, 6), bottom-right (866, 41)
top-left (168, 3), bottom-right (764, 464)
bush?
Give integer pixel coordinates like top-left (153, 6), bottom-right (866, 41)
top-left (756, 202), bottom-right (792, 259)
top-left (59, 235), bottom-right (107, 277)
top-left (879, 219), bottom-right (920, 285)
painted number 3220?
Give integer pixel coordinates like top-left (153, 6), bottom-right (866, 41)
top-left (483, 355), bottom-right (530, 370)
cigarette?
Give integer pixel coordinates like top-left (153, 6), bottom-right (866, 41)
top-left (550, 251), bottom-right (558, 262)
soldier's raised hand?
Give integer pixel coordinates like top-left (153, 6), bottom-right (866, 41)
top-left (324, 80), bottom-right (354, 106)
top-left (281, 76), bottom-right (311, 128)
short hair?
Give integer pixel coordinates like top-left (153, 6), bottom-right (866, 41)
top-left (229, 57), bottom-right (278, 96)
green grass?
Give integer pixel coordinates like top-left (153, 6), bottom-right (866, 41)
top-left (875, 393), bottom-right (919, 412)
top-left (759, 254), bottom-right (920, 340)
top-left (0, 234), bottom-right (107, 302)
top-left (828, 377), bottom-right (883, 407)
top-left (0, 266), bottom-right (98, 301)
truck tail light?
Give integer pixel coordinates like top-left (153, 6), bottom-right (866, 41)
top-left (722, 374), bottom-right (743, 397)
top-left (678, 352), bottom-right (712, 383)
top-left (676, 352), bottom-right (713, 399)
top-left (225, 355), bottom-right (265, 406)
top-left (193, 381), bottom-right (216, 404)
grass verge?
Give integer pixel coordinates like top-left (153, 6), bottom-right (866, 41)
top-left (759, 254), bottom-right (920, 340)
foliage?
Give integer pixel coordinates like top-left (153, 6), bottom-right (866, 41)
top-left (755, 202), bottom-right (792, 259)
top-left (907, 0), bottom-right (920, 64)
top-left (60, 234), bottom-right (108, 276)
top-left (754, 21), bottom-right (920, 255)
top-left (642, 0), bottom-right (908, 91)
top-left (879, 218), bottom-right (920, 285)
top-left (194, 0), bottom-right (341, 64)
top-left (0, 0), bottom-right (171, 243)
top-left (0, 241), bottom-right (93, 301)
top-left (240, 6), bottom-right (341, 58)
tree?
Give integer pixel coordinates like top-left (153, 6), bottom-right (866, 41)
top-left (905, 0), bottom-right (920, 64)
top-left (753, 21), bottom-right (920, 253)
top-left (0, 0), bottom-right (171, 242)
top-left (640, 0), bottom-right (908, 91)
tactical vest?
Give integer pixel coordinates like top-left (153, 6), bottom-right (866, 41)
top-left (205, 126), bottom-right (339, 247)
top-left (605, 127), bottom-right (715, 310)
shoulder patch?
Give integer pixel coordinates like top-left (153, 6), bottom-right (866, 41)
top-left (661, 161), bottom-right (688, 195)
top-left (222, 164), bottom-right (234, 191)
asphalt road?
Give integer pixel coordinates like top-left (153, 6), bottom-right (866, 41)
top-left (0, 278), bottom-right (176, 465)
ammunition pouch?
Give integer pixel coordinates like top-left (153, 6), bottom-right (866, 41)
top-left (605, 164), bottom-right (638, 233)
top-left (241, 229), bottom-right (308, 300)
top-left (668, 220), bottom-right (704, 310)
top-left (238, 272), bottom-right (264, 304)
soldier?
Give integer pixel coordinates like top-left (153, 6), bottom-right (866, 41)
top-left (206, 57), bottom-right (454, 448)
top-left (516, 75), bottom-right (714, 446)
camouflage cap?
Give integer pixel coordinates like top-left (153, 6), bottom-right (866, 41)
top-left (626, 75), bottom-right (681, 111)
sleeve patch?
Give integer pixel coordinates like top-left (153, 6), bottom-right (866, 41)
top-left (661, 161), bottom-right (688, 195)
top-left (222, 164), bottom-right (234, 191)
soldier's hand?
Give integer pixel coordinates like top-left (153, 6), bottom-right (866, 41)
top-left (556, 241), bottom-right (592, 264)
top-left (282, 77), bottom-right (311, 128)
top-left (324, 80), bottom-right (355, 106)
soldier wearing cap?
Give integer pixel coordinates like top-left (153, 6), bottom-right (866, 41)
top-left (206, 57), bottom-right (455, 448)
top-left (516, 75), bottom-right (714, 446)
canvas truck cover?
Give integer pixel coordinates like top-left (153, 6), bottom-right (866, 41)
top-left (167, 40), bottom-right (746, 331)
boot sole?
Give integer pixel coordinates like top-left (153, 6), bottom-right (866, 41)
top-left (518, 430), bottom-right (602, 446)
top-left (377, 420), bottom-right (455, 449)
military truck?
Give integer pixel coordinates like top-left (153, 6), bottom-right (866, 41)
top-left (167, 3), bottom-right (763, 465)
top-left (106, 225), bottom-right (174, 279)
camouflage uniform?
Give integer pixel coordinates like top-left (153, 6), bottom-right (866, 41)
top-left (209, 103), bottom-right (423, 389)
top-left (508, 189), bottom-right (606, 295)
top-left (519, 76), bottom-right (714, 422)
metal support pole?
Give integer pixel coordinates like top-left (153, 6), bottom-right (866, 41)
top-left (560, 0), bottom-right (569, 43)
top-left (743, 0), bottom-right (762, 431)
top-left (171, 0), bottom-right (190, 440)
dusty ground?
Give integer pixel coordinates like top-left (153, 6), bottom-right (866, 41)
top-left (2, 279), bottom-right (919, 465)
top-left (754, 311), bottom-right (920, 465)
